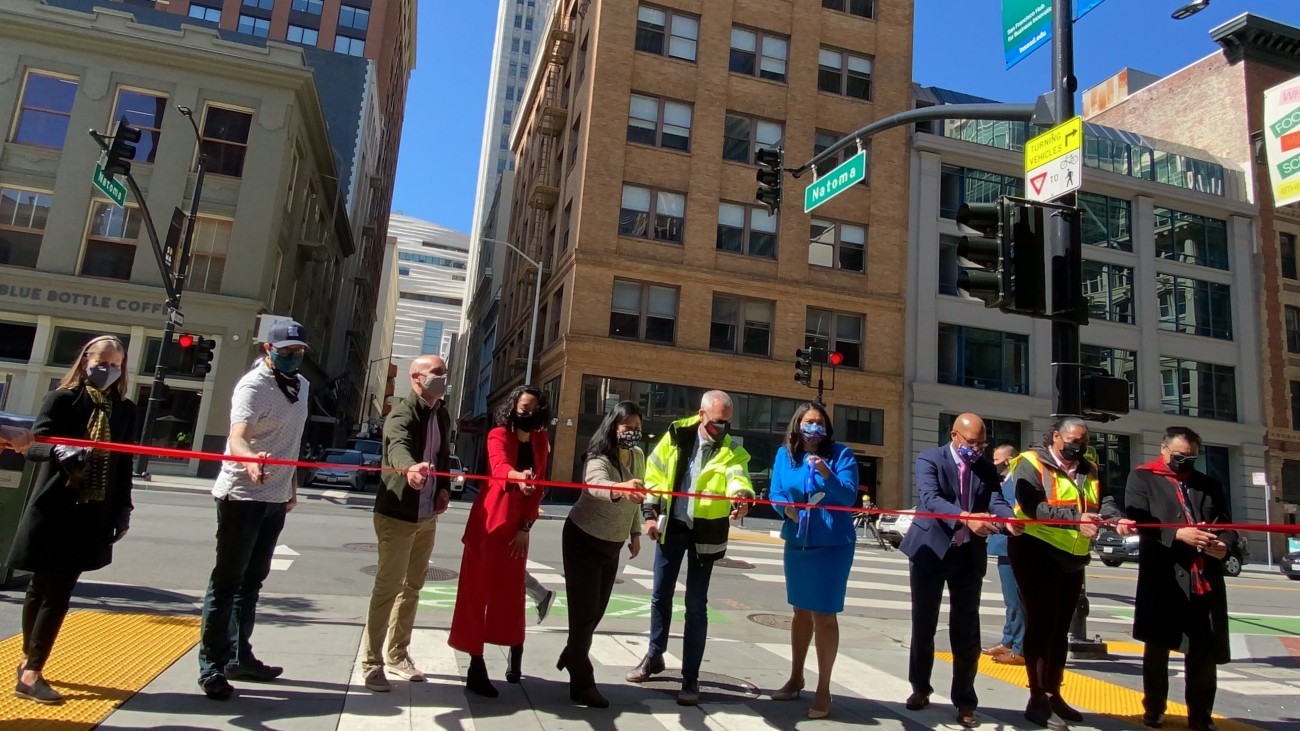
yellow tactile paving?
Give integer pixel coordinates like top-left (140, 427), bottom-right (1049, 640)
top-left (0, 610), bottom-right (199, 728)
top-left (937, 651), bottom-right (1267, 731)
top-left (729, 527), bottom-right (785, 545)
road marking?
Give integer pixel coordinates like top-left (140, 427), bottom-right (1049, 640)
top-left (274, 545), bottom-right (299, 556)
top-left (321, 489), bottom-right (349, 500)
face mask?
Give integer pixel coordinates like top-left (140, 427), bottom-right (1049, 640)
top-left (1168, 454), bottom-right (1196, 474)
top-left (703, 419), bottom-right (730, 443)
top-left (997, 463), bottom-right (1010, 476)
top-left (421, 373), bottom-right (448, 400)
top-left (1060, 442), bottom-right (1085, 463)
top-left (514, 411), bottom-right (542, 431)
top-left (85, 365), bottom-right (121, 390)
top-left (956, 444), bottom-right (983, 464)
top-left (269, 349), bottom-right (304, 374)
top-left (800, 423), bottom-right (827, 445)
top-left (617, 429), bottom-right (642, 449)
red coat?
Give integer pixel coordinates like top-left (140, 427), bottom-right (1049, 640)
top-left (448, 426), bottom-right (549, 655)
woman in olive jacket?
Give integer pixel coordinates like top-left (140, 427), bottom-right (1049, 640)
top-left (9, 335), bottom-right (136, 705)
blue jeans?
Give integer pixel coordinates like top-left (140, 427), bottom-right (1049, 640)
top-left (198, 499), bottom-right (287, 677)
top-left (649, 524), bottom-right (714, 681)
top-left (998, 557), bottom-right (1025, 654)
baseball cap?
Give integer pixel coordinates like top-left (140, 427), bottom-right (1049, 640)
top-left (267, 319), bottom-right (309, 349)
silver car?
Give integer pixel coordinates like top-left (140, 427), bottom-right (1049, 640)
top-left (310, 448), bottom-right (366, 491)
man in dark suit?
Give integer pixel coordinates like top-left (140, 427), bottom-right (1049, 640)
top-left (1119, 426), bottom-right (1236, 731)
top-left (900, 413), bottom-right (1018, 728)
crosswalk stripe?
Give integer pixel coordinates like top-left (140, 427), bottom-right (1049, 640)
top-left (589, 633), bottom-right (642, 667)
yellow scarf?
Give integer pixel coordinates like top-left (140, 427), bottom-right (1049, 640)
top-left (80, 385), bottom-right (113, 504)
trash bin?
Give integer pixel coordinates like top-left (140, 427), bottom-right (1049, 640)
top-left (0, 412), bottom-right (36, 589)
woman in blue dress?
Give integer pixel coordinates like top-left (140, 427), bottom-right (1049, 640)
top-left (767, 401), bottom-right (860, 719)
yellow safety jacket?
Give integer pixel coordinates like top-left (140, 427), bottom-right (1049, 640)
top-left (1012, 449), bottom-right (1100, 557)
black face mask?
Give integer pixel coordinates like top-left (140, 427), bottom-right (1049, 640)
top-left (1060, 442), bottom-right (1085, 463)
top-left (702, 419), bottom-right (730, 443)
top-left (1168, 454), bottom-right (1196, 474)
top-left (514, 411), bottom-right (542, 431)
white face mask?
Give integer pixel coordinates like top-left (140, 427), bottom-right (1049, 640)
top-left (420, 373), bottom-right (448, 400)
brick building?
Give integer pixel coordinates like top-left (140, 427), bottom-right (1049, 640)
top-left (1085, 14), bottom-right (1300, 553)
top-left (483, 0), bottom-right (915, 506)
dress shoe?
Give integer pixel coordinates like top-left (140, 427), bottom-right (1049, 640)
top-left (905, 692), bottom-right (930, 711)
top-left (1050, 695), bottom-right (1084, 723)
top-left (1142, 711), bottom-right (1164, 728)
top-left (466, 655), bottom-right (499, 698)
top-left (14, 676), bottom-right (63, 705)
top-left (625, 653), bottom-right (665, 683)
top-left (677, 679), bottom-right (700, 706)
top-left (506, 644), bottom-right (523, 683)
top-left (1188, 718), bottom-right (1217, 731)
top-left (571, 685), bottom-right (610, 708)
top-left (994, 651), bottom-right (1026, 666)
top-left (198, 672), bottom-right (234, 701)
top-left (771, 678), bottom-right (804, 701)
top-left (956, 707), bottom-right (980, 728)
top-left (982, 643), bottom-right (1011, 656)
top-left (1025, 695), bottom-right (1069, 730)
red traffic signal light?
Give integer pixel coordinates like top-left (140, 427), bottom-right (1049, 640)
top-left (177, 334), bottom-right (196, 348)
top-left (828, 351), bottom-right (844, 366)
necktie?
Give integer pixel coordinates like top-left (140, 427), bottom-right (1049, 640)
top-left (955, 460), bottom-right (971, 545)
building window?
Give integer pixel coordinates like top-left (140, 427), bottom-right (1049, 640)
top-left (939, 165), bottom-right (1022, 218)
top-left (12, 71), bottom-right (78, 149)
top-left (822, 0), bottom-right (875, 18)
top-left (619, 184), bottom-right (685, 243)
top-left (729, 27), bottom-right (788, 83)
top-left (0, 322), bottom-right (37, 363)
top-left (1156, 274), bottom-right (1232, 340)
top-left (938, 324), bottom-right (1029, 394)
top-left (1291, 381), bottom-right (1300, 430)
top-left (398, 266), bottom-right (410, 276)
top-left (335, 35), bottom-right (366, 56)
top-left (1079, 192), bottom-right (1132, 251)
top-left (188, 3), bottom-right (222, 22)
top-left (1197, 445), bottom-right (1231, 497)
top-left (834, 405), bottom-right (883, 445)
top-left (806, 308), bottom-right (864, 369)
top-left (290, 0), bottom-right (321, 13)
top-left (1090, 431), bottom-right (1132, 503)
top-left (549, 287), bottom-right (563, 343)
top-left (81, 202), bottom-right (142, 281)
top-left (710, 295), bottom-right (774, 357)
top-left (808, 219), bottom-right (865, 273)
top-left (1082, 261), bottom-right (1135, 324)
top-left (813, 131), bottom-right (870, 185)
top-left (940, 413), bottom-right (1022, 450)
top-left (626, 94), bottom-right (692, 151)
top-left (286, 24), bottom-right (320, 45)
top-left (722, 113), bottom-right (782, 164)
top-left (716, 203), bottom-right (777, 259)
top-left (0, 187), bottom-right (51, 269)
top-left (200, 106), bottom-right (253, 177)
top-left (817, 47), bottom-right (873, 100)
top-left (338, 4), bottom-right (369, 31)
top-left (50, 328), bottom-right (131, 368)
top-left (243, 0), bottom-right (274, 9)
top-left (1282, 232), bottom-right (1298, 280)
top-left (1283, 460), bottom-right (1300, 503)
top-left (1160, 357), bottom-right (1237, 422)
top-left (635, 4), bottom-right (698, 62)
top-left (397, 251), bottom-right (467, 269)
top-left (398, 292), bottom-right (463, 306)
top-left (609, 279), bottom-right (677, 344)
top-left (1288, 307), bottom-right (1300, 354)
top-left (422, 321), bottom-right (444, 354)
top-left (111, 89), bottom-right (166, 165)
top-left (238, 14), bottom-right (271, 37)
top-left (1154, 207), bottom-right (1229, 270)
top-left (187, 217), bottom-right (231, 295)
top-left (1081, 344), bottom-right (1137, 409)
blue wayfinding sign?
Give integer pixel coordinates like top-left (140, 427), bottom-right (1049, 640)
top-left (1002, 0), bottom-right (1105, 70)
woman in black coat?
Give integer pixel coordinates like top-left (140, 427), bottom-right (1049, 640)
top-left (9, 335), bottom-right (136, 705)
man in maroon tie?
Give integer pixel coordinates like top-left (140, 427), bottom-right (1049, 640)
top-left (899, 414), bottom-right (1018, 728)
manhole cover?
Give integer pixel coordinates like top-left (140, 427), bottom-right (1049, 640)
top-left (714, 558), bottom-right (754, 570)
top-left (343, 543), bottom-right (379, 552)
top-left (638, 671), bottom-right (760, 701)
top-left (748, 613), bottom-right (793, 630)
top-left (361, 565), bottom-right (458, 582)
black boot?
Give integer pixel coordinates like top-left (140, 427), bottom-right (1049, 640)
top-left (571, 684), bottom-right (610, 708)
top-left (506, 644), bottom-right (523, 684)
top-left (466, 655), bottom-right (498, 698)
top-left (556, 647), bottom-right (569, 671)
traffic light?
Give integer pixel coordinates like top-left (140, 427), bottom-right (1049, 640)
top-left (828, 351), bottom-right (844, 367)
top-left (193, 337), bottom-right (216, 377)
top-left (954, 201), bottom-right (1004, 308)
top-left (104, 117), bottom-right (141, 178)
top-left (794, 348), bottom-right (813, 386)
top-left (1003, 203), bottom-right (1048, 316)
top-left (755, 147), bottom-right (784, 215)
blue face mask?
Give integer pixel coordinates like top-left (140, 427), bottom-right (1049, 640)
top-left (800, 422), bottom-right (827, 444)
top-left (956, 444), bottom-right (983, 464)
top-left (269, 348), bottom-right (304, 374)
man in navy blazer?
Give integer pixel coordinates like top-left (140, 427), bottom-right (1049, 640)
top-left (900, 413), bottom-right (1018, 728)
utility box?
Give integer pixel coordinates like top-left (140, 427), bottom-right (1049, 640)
top-left (0, 413), bottom-right (36, 589)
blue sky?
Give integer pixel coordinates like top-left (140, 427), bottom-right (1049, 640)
top-left (391, 0), bottom-right (1300, 233)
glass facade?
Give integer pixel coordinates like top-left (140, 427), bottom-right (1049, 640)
top-left (939, 166), bottom-right (1022, 219)
top-left (937, 324), bottom-right (1029, 394)
top-left (1156, 274), bottom-right (1232, 340)
top-left (1160, 358), bottom-right (1237, 422)
top-left (1081, 344), bottom-right (1137, 410)
top-left (1090, 431), bottom-right (1132, 506)
top-left (1079, 192), bottom-right (1132, 251)
top-left (1082, 261), bottom-right (1134, 324)
top-left (939, 413), bottom-right (1022, 450)
top-left (1154, 208), bottom-right (1229, 270)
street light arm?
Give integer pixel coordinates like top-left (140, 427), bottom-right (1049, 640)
top-left (480, 237), bottom-right (542, 269)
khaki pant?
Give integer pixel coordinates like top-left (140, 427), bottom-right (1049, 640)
top-left (362, 513), bottom-right (438, 670)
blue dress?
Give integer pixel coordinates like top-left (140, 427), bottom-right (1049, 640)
top-left (768, 442), bottom-right (860, 613)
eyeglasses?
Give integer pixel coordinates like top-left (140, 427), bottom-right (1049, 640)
top-left (954, 432), bottom-right (987, 450)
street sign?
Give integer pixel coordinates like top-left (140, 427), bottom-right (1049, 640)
top-left (92, 162), bottom-right (127, 207)
top-left (804, 150), bottom-right (866, 213)
top-left (1252, 471), bottom-right (1268, 487)
top-left (1002, 0), bottom-right (1106, 69)
top-left (164, 207), bottom-right (185, 272)
top-left (1263, 75), bottom-right (1300, 207)
top-left (1024, 116), bottom-right (1083, 203)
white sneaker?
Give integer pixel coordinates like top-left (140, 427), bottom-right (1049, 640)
top-left (536, 590), bottom-right (556, 624)
top-left (386, 658), bottom-right (426, 682)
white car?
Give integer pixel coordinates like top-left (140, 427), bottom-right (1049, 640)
top-left (448, 455), bottom-right (466, 496)
top-left (877, 507), bottom-right (916, 547)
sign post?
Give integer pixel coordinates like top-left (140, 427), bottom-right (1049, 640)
top-left (804, 149), bottom-right (867, 213)
top-left (1024, 116), bottom-right (1083, 202)
top-left (1263, 75), bottom-right (1300, 207)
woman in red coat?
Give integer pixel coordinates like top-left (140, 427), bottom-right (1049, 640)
top-left (450, 385), bottom-right (550, 697)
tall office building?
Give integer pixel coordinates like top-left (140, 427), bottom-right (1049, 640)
top-left (484, 0), bottom-right (916, 505)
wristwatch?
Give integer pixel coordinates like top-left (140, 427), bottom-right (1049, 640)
top-left (521, 520), bottom-right (535, 532)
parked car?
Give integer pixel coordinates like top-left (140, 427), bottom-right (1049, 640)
top-left (309, 448), bottom-right (366, 491)
top-left (877, 507), bottom-right (916, 547)
top-left (1095, 526), bottom-right (1251, 577)
top-left (449, 455), bottom-right (466, 496)
top-left (345, 438), bottom-right (382, 482)
top-left (1281, 551), bottom-right (1300, 580)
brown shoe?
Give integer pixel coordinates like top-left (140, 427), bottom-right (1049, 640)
top-left (981, 644), bottom-right (1010, 656)
top-left (994, 651), bottom-right (1026, 666)
top-left (905, 692), bottom-right (930, 711)
top-left (957, 707), bottom-right (980, 728)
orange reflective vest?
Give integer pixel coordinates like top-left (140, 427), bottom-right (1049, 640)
top-left (1011, 450), bottom-right (1100, 557)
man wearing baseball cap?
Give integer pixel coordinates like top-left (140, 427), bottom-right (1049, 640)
top-left (197, 320), bottom-right (311, 700)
